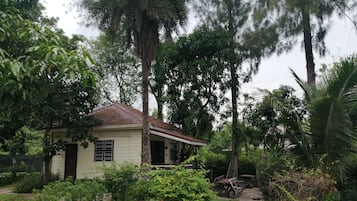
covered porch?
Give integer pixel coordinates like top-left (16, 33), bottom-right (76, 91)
top-left (149, 126), bottom-right (206, 166)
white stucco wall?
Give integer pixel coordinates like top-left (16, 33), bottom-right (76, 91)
top-left (51, 128), bottom-right (142, 179)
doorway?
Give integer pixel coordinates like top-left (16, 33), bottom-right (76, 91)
top-left (151, 141), bottom-right (165, 164)
top-left (64, 144), bottom-right (78, 180)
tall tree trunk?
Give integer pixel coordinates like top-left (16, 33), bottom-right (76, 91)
top-left (301, 5), bottom-right (315, 85)
top-left (11, 153), bottom-right (17, 166)
top-left (141, 54), bottom-right (151, 165)
top-left (157, 89), bottom-right (163, 120)
top-left (226, 0), bottom-right (239, 178)
top-left (136, 10), bottom-right (158, 167)
top-left (43, 128), bottom-right (51, 182)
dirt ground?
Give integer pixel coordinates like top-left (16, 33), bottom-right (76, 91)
top-left (218, 187), bottom-right (263, 201)
top-left (0, 185), bottom-right (14, 194)
top-left (238, 187), bottom-right (263, 201)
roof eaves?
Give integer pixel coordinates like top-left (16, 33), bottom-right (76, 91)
top-left (150, 125), bottom-right (207, 146)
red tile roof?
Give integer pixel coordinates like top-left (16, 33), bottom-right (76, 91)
top-left (90, 103), bottom-right (206, 145)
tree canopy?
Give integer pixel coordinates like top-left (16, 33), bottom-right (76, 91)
top-left (153, 26), bottom-right (233, 139)
top-left (0, 2), bottom-right (100, 181)
top-left (79, 0), bottom-right (189, 164)
top-left (90, 29), bottom-right (140, 106)
top-left (253, 0), bottom-right (357, 84)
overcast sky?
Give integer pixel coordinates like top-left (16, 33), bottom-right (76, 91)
top-left (41, 0), bottom-right (357, 102)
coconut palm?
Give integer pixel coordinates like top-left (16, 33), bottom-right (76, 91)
top-left (294, 57), bottom-right (357, 181)
top-left (79, 0), bottom-right (188, 164)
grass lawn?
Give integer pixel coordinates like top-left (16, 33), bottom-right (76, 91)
top-left (0, 194), bottom-right (25, 201)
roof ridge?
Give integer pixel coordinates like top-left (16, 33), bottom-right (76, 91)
top-left (116, 104), bottom-right (142, 122)
top-left (91, 103), bottom-right (181, 132)
top-left (92, 103), bottom-right (117, 113)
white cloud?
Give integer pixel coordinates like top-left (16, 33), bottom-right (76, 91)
top-left (41, 0), bottom-right (99, 38)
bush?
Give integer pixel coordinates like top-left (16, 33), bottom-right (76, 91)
top-left (14, 173), bottom-right (43, 193)
top-left (0, 171), bottom-right (37, 187)
top-left (103, 163), bottom-right (216, 201)
top-left (335, 166), bottom-right (357, 201)
top-left (239, 148), bottom-right (261, 175)
top-left (256, 151), bottom-right (292, 196)
top-left (195, 146), bottom-right (229, 181)
top-left (0, 172), bottom-right (15, 186)
top-left (32, 180), bottom-right (107, 201)
top-left (132, 166), bottom-right (216, 201)
top-left (14, 172), bottom-right (58, 193)
top-left (102, 163), bottom-right (140, 201)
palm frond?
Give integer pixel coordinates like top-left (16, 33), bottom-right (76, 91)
top-left (295, 57), bottom-right (357, 181)
top-left (290, 69), bottom-right (312, 101)
top-left (324, 57), bottom-right (357, 100)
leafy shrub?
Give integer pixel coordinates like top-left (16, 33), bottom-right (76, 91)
top-left (195, 146), bottom-right (229, 180)
top-left (32, 180), bottom-right (107, 201)
top-left (14, 173), bottom-right (43, 193)
top-left (0, 172), bottom-right (15, 186)
top-left (102, 162), bottom-right (140, 201)
top-left (132, 166), bottom-right (216, 201)
top-left (239, 148), bottom-right (261, 175)
top-left (14, 172), bottom-right (58, 193)
top-left (103, 163), bottom-right (216, 201)
top-left (335, 166), bottom-right (357, 201)
top-left (0, 171), bottom-right (37, 187)
top-left (256, 151), bottom-right (293, 196)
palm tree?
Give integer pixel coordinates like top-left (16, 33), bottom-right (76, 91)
top-left (79, 0), bottom-right (187, 164)
top-left (294, 57), bottom-right (357, 181)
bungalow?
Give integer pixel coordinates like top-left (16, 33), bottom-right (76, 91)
top-left (50, 103), bottom-right (207, 180)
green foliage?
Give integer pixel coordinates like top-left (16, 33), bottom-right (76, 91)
top-left (195, 125), bottom-right (231, 178)
top-left (0, 194), bottom-right (25, 201)
top-left (102, 163), bottom-right (140, 201)
top-left (239, 148), bottom-right (261, 175)
top-left (154, 27), bottom-right (234, 139)
top-left (0, 163), bottom-right (38, 187)
top-left (0, 172), bottom-right (16, 186)
top-left (256, 151), bottom-right (293, 196)
top-left (32, 180), bottom-right (107, 201)
top-left (324, 192), bottom-right (341, 201)
top-left (247, 85), bottom-right (307, 152)
top-left (0, 3), bottom-right (100, 181)
top-left (14, 172), bottom-right (58, 193)
top-left (102, 163), bottom-right (215, 201)
top-left (196, 124), bottom-right (261, 177)
top-left (335, 165), bottom-right (357, 201)
top-left (90, 29), bottom-right (140, 106)
top-left (293, 56), bottom-right (357, 181)
top-left (254, 0), bottom-right (355, 55)
top-left (1, 127), bottom-right (42, 156)
top-left (14, 172), bottom-right (43, 193)
top-left (0, 0), bottom-right (43, 22)
top-left (253, 0), bottom-right (356, 83)
top-left (133, 166), bottom-right (216, 201)
top-left (79, 0), bottom-right (189, 165)
top-left (194, 0), bottom-right (280, 77)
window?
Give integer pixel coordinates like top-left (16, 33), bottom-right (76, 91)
top-left (94, 140), bottom-right (114, 161)
top-left (170, 142), bottom-right (178, 161)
